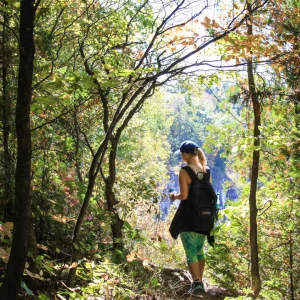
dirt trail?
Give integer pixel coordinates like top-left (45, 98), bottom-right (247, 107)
top-left (164, 281), bottom-right (228, 299)
top-left (153, 268), bottom-right (235, 300)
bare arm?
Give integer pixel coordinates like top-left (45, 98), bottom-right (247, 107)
top-left (170, 169), bottom-right (189, 201)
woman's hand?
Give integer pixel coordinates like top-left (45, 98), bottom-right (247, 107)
top-left (169, 193), bottom-right (177, 201)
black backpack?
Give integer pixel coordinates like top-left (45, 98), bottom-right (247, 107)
top-left (169, 166), bottom-right (218, 245)
top-left (182, 166), bottom-right (218, 233)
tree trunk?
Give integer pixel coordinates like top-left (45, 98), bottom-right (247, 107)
top-left (103, 89), bottom-right (156, 255)
top-left (246, 1), bottom-right (261, 296)
top-left (66, 176), bottom-right (96, 287)
top-left (105, 142), bottom-right (124, 252)
top-left (66, 113), bottom-right (118, 287)
top-left (105, 181), bottom-right (124, 252)
top-left (67, 140), bottom-right (124, 287)
top-left (1, 1), bottom-right (14, 221)
top-left (0, 0), bottom-right (36, 298)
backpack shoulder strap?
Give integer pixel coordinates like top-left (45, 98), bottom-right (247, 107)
top-left (205, 168), bottom-right (211, 181)
top-left (181, 166), bottom-right (197, 181)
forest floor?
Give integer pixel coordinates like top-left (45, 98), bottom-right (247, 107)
top-left (157, 268), bottom-right (236, 300)
top-left (127, 267), bottom-right (241, 300)
top-left (20, 262), bottom-right (241, 299)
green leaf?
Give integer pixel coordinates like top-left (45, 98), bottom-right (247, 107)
top-left (123, 221), bottom-right (132, 230)
top-left (21, 281), bottom-right (34, 296)
top-left (116, 69), bottom-right (134, 77)
top-left (38, 294), bottom-right (49, 300)
top-left (34, 95), bottom-right (57, 104)
top-left (101, 80), bottom-right (119, 88)
top-left (57, 66), bottom-right (68, 74)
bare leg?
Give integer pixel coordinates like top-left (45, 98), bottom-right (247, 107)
top-left (188, 261), bottom-right (201, 281)
top-left (198, 259), bottom-right (205, 281)
top-left (188, 259), bottom-right (205, 282)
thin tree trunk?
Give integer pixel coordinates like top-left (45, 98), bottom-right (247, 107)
top-left (66, 176), bottom-right (96, 287)
top-left (66, 134), bottom-right (121, 287)
top-left (103, 86), bottom-right (156, 254)
top-left (0, 0), bottom-right (36, 298)
top-left (105, 181), bottom-right (124, 250)
top-left (66, 141), bottom-right (115, 287)
top-left (1, 1), bottom-right (14, 221)
top-left (105, 139), bottom-right (124, 252)
top-left (66, 116), bottom-right (119, 287)
top-left (246, 1), bottom-right (261, 295)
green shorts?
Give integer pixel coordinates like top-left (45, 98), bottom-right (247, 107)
top-left (180, 232), bottom-right (206, 265)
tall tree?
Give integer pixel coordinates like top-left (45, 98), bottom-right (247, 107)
top-left (246, 0), bottom-right (261, 294)
top-left (0, 0), bottom-right (38, 298)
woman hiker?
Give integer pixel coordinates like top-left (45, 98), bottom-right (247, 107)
top-left (169, 140), bottom-right (213, 296)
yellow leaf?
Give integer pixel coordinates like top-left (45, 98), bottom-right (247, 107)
top-left (25, 269), bottom-right (43, 279)
top-left (126, 251), bottom-right (135, 262)
top-left (51, 214), bottom-right (72, 224)
top-left (37, 244), bottom-right (48, 251)
top-left (212, 20), bottom-right (220, 28)
top-left (204, 16), bottom-right (211, 23)
top-left (0, 222), bottom-right (14, 241)
top-left (25, 269), bottom-right (34, 277)
top-left (143, 260), bottom-right (153, 271)
top-left (0, 247), bottom-right (10, 263)
top-left (4, 222), bottom-right (13, 231)
top-left (104, 257), bottom-right (110, 264)
top-left (235, 57), bottom-right (241, 64)
top-left (276, 154), bottom-right (286, 160)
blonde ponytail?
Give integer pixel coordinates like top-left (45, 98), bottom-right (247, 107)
top-left (197, 148), bottom-right (207, 172)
